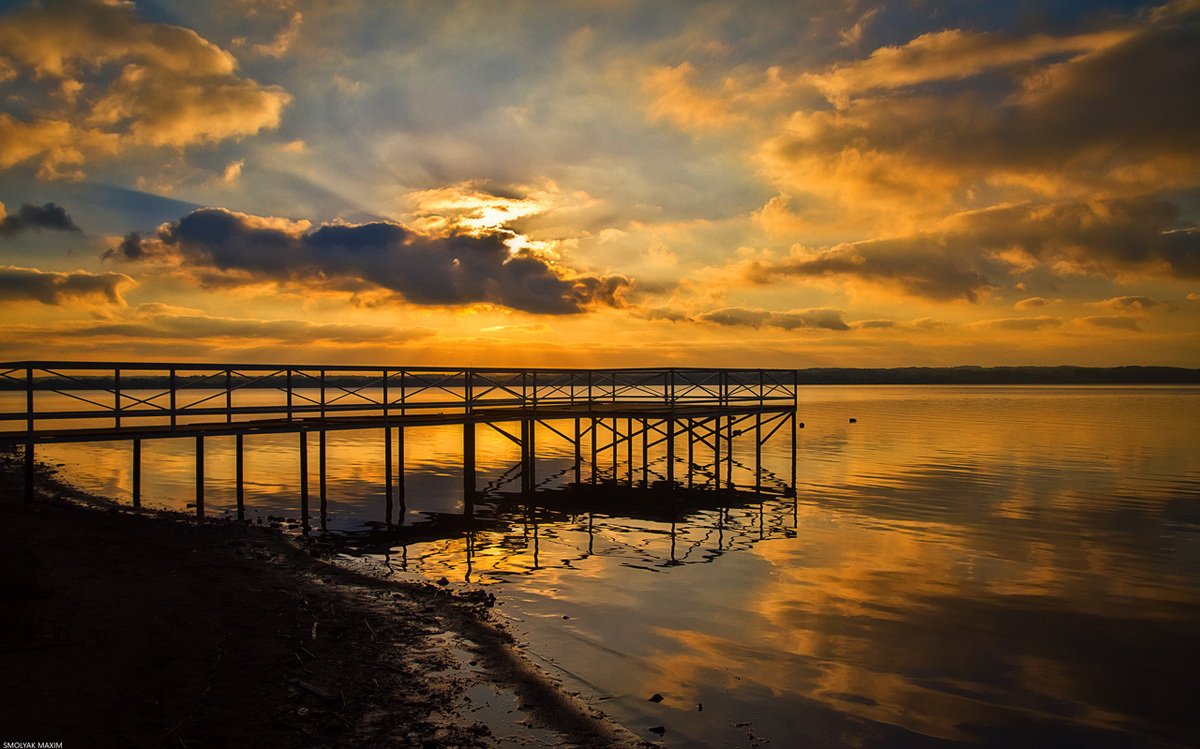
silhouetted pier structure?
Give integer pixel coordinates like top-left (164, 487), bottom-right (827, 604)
top-left (1, 362), bottom-right (800, 528)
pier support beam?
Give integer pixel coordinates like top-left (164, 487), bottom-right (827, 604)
top-left (396, 427), bottom-right (405, 526)
top-left (319, 431), bottom-right (328, 530)
top-left (24, 443), bottom-right (33, 508)
top-left (755, 412), bottom-right (763, 493)
top-left (195, 435), bottom-right (204, 520)
top-left (463, 422), bottom-right (475, 517)
top-left (627, 418), bottom-right (633, 485)
top-left (726, 415), bottom-right (734, 487)
top-left (299, 431), bottom-right (309, 531)
top-left (641, 419), bottom-right (649, 487)
top-left (790, 411), bottom-right (798, 496)
top-left (589, 418), bottom-right (597, 485)
top-left (132, 439), bottom-right (142, 509)
top-left (666, 418), bottom-right (676, 488)
top-left (574, 418), bottom-right (582, 484)
top-left (385, 427), bottom-right (393, 527)
top-left (691, 417), bottom-right (700, 489)
top-left (234, 435), bottom-right (243, 519)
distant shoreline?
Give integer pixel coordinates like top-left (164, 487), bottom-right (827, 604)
top-left (790, 366), bottom-right (1200, 385)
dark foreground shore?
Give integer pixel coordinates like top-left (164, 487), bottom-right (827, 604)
top-left (0, 449), bottom-right (649, 748)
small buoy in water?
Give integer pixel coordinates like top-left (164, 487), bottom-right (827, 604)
top-left (849, 418), bottom-right (857, 423)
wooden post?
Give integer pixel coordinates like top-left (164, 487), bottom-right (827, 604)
top-left (133, 439), bottom-right (142, 509)
top-left (755, 412), bottom-right (762, 493)
top-left (726, 415), bottom-right (734, 487)
top-left (791, 409), bottom-right (798, 496)
top-left (574, 418), bottom-right (582, 485)
top-left (687, 418), bottom-right (694, 489)
top-left (396, 427), bottom-right (406, 527)
top-left (24, 443), bottom-right (34, 508)
top-left (24, 368), bottom-right (34, 506)
top-left (713, 417), bottom-right (720, 490)
top-left (234, 434), bottom-right (243, 519)
top-left (319, 430), bottom-right (328, 530)
top-left (299, 431), bottom-right (308, 530)
top-left (521, 419), bottom-right (532, 493)
top-left (626, 417), bottom-right (633, 485)
top-left (195, 435), bottom-right (204, 520)
top-left (666, 418), bottom-right (675, 488)
top-left (385, 426), bottom-right (393, 525)
top-left (589, 418), bottom-right (597, 485)
top-left (612, 419), bottom-right (618, 480)
top-left (641, 419), bottom-right (649, 487)
top-left (528, 418), bottom-right (536, 489)
top-left (463, 421), bottom-right (475, 517)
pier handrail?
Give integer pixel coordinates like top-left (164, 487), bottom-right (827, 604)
top-left (0, 362), bottom-right (798, 445)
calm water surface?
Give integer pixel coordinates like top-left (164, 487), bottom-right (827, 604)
top-left (33, 386), bottom-right (1200, 747)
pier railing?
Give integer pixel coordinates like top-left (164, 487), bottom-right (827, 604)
top-left (0, 362), bottom-right (798, 444)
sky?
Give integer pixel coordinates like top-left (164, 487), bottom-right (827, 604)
top-left (0, 0), bottom-right (1197, 368)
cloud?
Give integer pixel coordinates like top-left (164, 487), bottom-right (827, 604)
top-left (69, 308), bottom-right (437, 346)
top-left (641, 61), bottom-right (744, 132)
top-left (739, 241), bottom-right (994, 302)
top-left (766, 1), bottom-right (1200, 212)
top-left (1079, 315), bottom-right (1143, 331)
top-left (0, 265), bottom-right (133, 306)
top-left (972, 316), bottom-right (1064, 331)
top-left (806, 27), bottom-right (1130, 108)
top-left (734, 196), bottom-right (1200, 302)
top-left (1015, 297), bottom-right (1048, 309)
top-left (107, 207), bottom-right (631, 315)
top-left (1092, 295), bottom-right (1166, 312)
top-left (0, 202), bottom-right (81, 236)
top-left (253, 12), bottom-right (303, 59)
top-left (943, 198), bottom-right (1200, 280)
top-left (694, 306), bottom-right (850, 331)
top-left (0, 0), bottom-right (291, 179)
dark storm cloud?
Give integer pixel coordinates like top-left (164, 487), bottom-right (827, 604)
top-left (0, 203), bottom-right (81, 236)
top-left (0, 266), bottom-right (131, 305)
top-left (110, 208), bottom-right (631, 315)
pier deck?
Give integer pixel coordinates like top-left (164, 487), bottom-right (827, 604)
top-left (2, 362), bottom-right (800, 523)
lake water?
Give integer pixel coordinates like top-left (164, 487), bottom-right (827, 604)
top-left (26, 385), bottom-right (1200, 747)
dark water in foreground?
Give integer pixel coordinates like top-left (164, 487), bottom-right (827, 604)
top-left (36, 386), bottom-right (1200, 747)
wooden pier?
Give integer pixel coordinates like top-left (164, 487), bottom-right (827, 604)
top-left (1, 362), bottom-right (800, 528)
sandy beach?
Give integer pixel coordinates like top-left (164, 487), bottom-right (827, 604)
top-left (0, 447), bottom-right (650, 748)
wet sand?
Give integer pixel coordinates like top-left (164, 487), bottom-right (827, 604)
top-left (0, 448), bottom-right (650, 748)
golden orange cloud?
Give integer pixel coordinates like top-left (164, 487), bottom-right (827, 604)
top-left (0, 0), bottom-right (290, 179)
